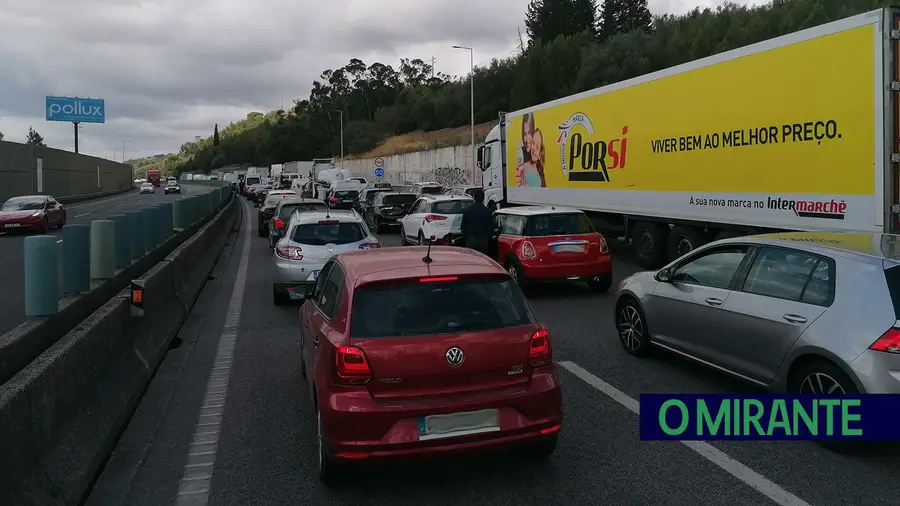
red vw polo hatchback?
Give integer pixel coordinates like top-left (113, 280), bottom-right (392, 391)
top-left (297, 245), bottom-right (562, 485)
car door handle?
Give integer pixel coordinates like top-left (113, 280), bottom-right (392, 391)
top-left (704, 297), bottom-right (723, 306)
top-left (782, 314), bottom-right (807, 324)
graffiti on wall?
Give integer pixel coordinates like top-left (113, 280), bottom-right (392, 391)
top-left (397, 166), bottom-right (475, 187)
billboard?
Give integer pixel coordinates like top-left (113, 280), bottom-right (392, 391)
top-left (505, 20), bottom-right (880, 232)
top-left (45, 96), bottom-right (106, 123)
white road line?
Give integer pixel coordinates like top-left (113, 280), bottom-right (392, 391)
top-left (116, 203), bottom-right (124, 207)
top-left (557, 361), bottom-right (812, 506)
top-left (74, 212), bottom-right (91, 218)
top-left (175, 199), bottom-right (250, 506)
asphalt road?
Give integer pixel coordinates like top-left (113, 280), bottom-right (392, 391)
top-left (0, 185), bottom-right (214, 336)
top-left (87, 198), bottom-right (900, 506)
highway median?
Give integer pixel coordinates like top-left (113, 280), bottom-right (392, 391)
top-left (0, 181), bottom-right (239, 505)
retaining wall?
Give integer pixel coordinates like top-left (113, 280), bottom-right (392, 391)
top-left (342, 143), bottom-right (483, 187)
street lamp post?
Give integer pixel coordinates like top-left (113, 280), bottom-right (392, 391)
top-left (453, 45), bottom-right (476, 184)
top-left (332, 109), bottom-right (344, 170)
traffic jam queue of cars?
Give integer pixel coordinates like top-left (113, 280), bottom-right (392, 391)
top-left (240, 181), bottom-right (616, 485)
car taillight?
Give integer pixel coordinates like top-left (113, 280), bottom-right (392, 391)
top-left (359, 241), bottom-right (380, 249)
top-left (330, 197), bottom-right (338, 203)
top-left (528, 328), bottom-right (551, 366)
top-left (275, 245), bottom-right (302, 260)
top-left (273, 218), bottom-right (285, 229)
top-left (520, 240), bottom-right (537, 259)
top-left (334, 345), bottom-right (372, 384)
top-left (870, 327), bottom-right (900, 353)
top-left (598, 236), bottom-right (608, 253)
top-left (424, 214), bottom-right (446, 222)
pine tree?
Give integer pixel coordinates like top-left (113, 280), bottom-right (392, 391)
top-left (526, 0), bottom-right (598, 44)
top-left (25, 127), bottom-right (45, 146)
top-left (599, 0), bottom-right (652, 41)
top-left (213, 123), bottom-right (220, 146)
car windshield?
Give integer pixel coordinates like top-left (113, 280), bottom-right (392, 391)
top-left (167, 182), bottom-right (177, 186)
top-left (419, 186), bottom-right (442, 194)
top-left (350, 276), bottom-right (533, 338)
top-left (291, 221), bottom-right (365, 245)
top-left (432, 200), bottom-right (472, 215)
top-left (279, 202), bottom-right (327, 218)
top-left (382, 194), bottom-right (416, 205)
top-left (1, 198), bottom-right (45, 211)
top-left (525, 213), bottom-right (594, 236)
top-left (334, 190), bottom-right (358, 198)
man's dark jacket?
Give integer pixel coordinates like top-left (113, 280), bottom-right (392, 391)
top-left (460, 201), bottom-right (493, 254)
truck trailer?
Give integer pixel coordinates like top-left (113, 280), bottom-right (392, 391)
top-left (478, 8), bottom-right (900, 268)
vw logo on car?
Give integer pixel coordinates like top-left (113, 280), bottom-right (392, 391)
top-left (445, 346), bottom-right (464, 367)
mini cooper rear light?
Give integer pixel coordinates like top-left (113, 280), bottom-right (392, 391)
top-left (521, 241), bottom-right (537, 259)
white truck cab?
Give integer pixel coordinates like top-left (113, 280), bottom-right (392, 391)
top-left (477, 122), bottom-right (506, 211)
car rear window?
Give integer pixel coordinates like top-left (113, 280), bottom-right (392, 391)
top-left (291, 222), bottom-right (365, 245)
top-left (420, 186), bottom-right (443, 194)
top-left (335, 190), bottom-right (358, 198)
top-left (432, 200), bottom-right (472, 214)
top-left (279, 202), bottom-right (327, 218)
top-left (884, 266), bottom-right (900, 318)
top-left (383, 194), bottom-right (416, 205)
top-left (525, 213), bottom-right (594, 236)
top-left (350, 276), bottom-right (533, 338)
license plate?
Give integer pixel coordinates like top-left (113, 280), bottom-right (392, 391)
top-left (552, 244), bottom-right (585, 253)
top-left (4, 223), bottom-right (21, 228)
top-left (417, 409), bottom-right (500, 440)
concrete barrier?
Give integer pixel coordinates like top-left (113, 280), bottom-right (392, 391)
top-left (0, 182), bottom-right (232, 385)
top-left (0, 193), bottom-right (239, 505)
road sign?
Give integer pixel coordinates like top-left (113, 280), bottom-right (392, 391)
top-left (374, 167), bottom-right (384, 178)
top-left (374, 157), bottom-right (384, 168)
top-left (45, 96), bottom-right (106, 123)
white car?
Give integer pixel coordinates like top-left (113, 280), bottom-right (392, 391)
top-left (399, 194), bottom-right (473, 245)
top-left (139, 183), bottom-right (155, 194)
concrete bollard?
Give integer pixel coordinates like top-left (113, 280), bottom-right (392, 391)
top-left (172, 198), bottom-right (186, 230)
top-left (110, 214), bottom-right (130, 268)
top-left (150, 206), bottom-right (166, 247)
top-left (141, 207), bottom-right (155, 252)
top-left (90, 220), bottom-right (116, 280)
top-left (158, 202), bottom-right (173, 239)
top-left (56, 239), bottom-right (64, 299)
top-left (62, 224), bottom-right (91, 293)
top-left (125, 211), bottom-right (143, 261)
top-left (24, 235), bottom-right (60, 316)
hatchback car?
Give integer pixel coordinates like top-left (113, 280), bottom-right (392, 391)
top-left (256, 190), bottom-right (296, 237)
top-left (365, 192), bottom-right (417, 233)
top-left (271, 210), bottom-right (379, 304)
top-left (295, 246), bottom-right (562, 485)
top-left (328, 189), bottom-right (359, 210)
top-left (411, 182), bottom-right (444, 197)
top-left (491, 206), bottom-right (612, 292)
top-left (615, 232), bottom-right (900, 398)
top-left (268, 198), bottom-right (328, 248)
top-left (400, 195), bottom-right (473, 245)
top-left (139, 182), bottom-right (155, 194)
top-left (354, 188), bottom-right (389, 217)
top-left (0, 195), bottom-right (66, 233)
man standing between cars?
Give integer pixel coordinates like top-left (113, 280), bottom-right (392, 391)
top-left (460, 188), bottom-right (493, 255)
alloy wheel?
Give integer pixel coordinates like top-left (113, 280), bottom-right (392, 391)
top-left (799, 372), bottom-right (846, 394)
top-left (618, 304), bottom-right (643, 351)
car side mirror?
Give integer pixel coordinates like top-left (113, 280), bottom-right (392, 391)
top-left (655, 268), bottom-right (673, 283)
top-left (288, 286), bottom-right (310, 301)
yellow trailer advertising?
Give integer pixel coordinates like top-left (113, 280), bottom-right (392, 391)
top-left (505, 10), bottom-right (888, 233)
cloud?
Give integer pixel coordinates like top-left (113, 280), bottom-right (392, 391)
top-left (0, 0), bottom-right (756, 159)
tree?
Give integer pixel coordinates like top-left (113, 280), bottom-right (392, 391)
top-left (25, 127), bottom-right (45, 147)
top-left (599, 0), bottom-right (652, 41)
top-left (526, 0), bottom-right (598, 43)
top-left (213, 123), bottom-right (220, 146)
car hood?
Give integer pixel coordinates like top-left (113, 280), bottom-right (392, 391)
top-left (0, 210), bottom-right (41, 219)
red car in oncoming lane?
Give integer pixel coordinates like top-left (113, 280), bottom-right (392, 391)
top-left (0, 195), bottom-right (66, 233)
top-left (296, 246), bottom-right (562, 485)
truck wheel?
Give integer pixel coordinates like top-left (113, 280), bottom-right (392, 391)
top-left (666, 226), bottom-right (707, 263)
top-left (488, 201), bottom-right (497, 212)
top-left (630, 221), bottom-right (666, 269)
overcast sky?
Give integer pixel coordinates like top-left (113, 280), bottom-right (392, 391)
top-left (0, 0), bottom-right (755, 160)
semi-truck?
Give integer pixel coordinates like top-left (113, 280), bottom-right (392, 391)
top-left (477, 8), bottom-right (900, 268)
top-left (147, 169), bottom-right (161, 187)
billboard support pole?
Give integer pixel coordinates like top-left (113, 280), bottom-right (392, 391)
top-left (73, 122), bottom-right (79, 153)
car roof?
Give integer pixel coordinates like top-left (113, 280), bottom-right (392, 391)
top-left (288, 209), bottom-right (361, 225)
top-left (496, 205), bottom-right (583, 216)
top-left (420, 194), bottom-right (473, 202)
top-left (339, 246), bottom-right (508, 287)
top-left (266, 190), bottom-right (295, 196)
top-left (275, 197), bottom-right (325, 207)
top-left (715, 231), bottom-right (900, 264)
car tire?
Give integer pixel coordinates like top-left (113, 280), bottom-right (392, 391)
top-left (317, 409), bottom-right (340, 487)
top-left (666, 225), bottom-right (707, 263)
top-left (505, 257), bottom-right (526, 285)
top-left (788, 359), bottom-right (862, 453)
top-left (418, 231), bottom-right (426, 245)
top-left (615, 297), bottom-right (653, 356)
top-left (399, 225), bottom-right (408, 245)
top-left (58, 212), bottom-right (66, 229)
top-left (273, 287), bottom-right (286, 305)
top-left (41, 216), bottom-right (49, 234)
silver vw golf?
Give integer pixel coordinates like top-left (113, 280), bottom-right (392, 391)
top-left (615, 232), bottom-right (900, 396)
top-left (272, 209), bottom-right (379, 304)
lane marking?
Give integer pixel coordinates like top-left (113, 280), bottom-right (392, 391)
top-left (557, 361), bottom-right (812, 506)
top-left (175, 199), bottom-right (250, 506)
top-left (74, 212), bottom-right (91, 218)
top-left (116, 204), bottom-right (124, 207)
